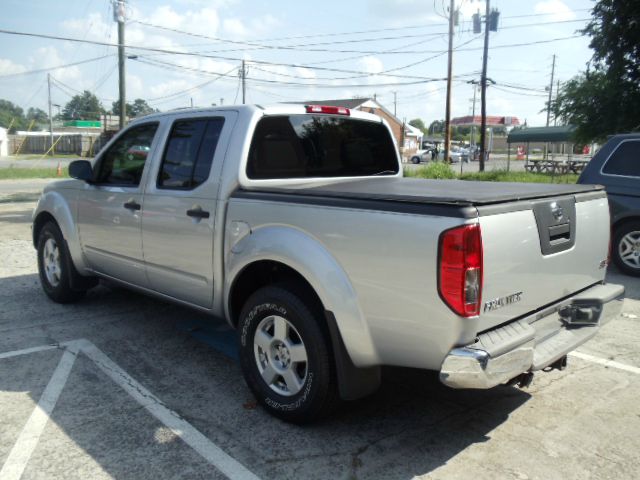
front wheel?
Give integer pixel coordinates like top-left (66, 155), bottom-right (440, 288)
top-left (612, 220), bottom-right (640, 276)
top-left (237, 285), bottom-right (338, 423)
top-left (37, 222), bottom-right (86, 303)
top-left (411, 156), bottom-right (420, 164)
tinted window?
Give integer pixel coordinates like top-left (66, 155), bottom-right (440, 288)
top-left (247, 115), bottom-right (398, 179)
top-left (158, 118), bottom-right (225, 189)
top-left (95, 123), bottom-right (158, 186)
top-left (603, 140), bottom-right (640, 177)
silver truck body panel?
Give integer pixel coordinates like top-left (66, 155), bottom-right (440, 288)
top-left (478, 196), bottom-right (610, 332)
top-left (225, 196), bottom-right (474, 369)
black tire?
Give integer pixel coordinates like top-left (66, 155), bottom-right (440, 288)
top-left (37, 221), bottom-right (86, 303)
top-left (612, 220), bottom-right (640, 277)
top-left (237, 284), bottom-right (339, 423)
top-left (411, 156), bottom-right (420, 164)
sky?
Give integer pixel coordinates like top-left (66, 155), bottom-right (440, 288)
top-left (0, 0), bottom-right (596, 128)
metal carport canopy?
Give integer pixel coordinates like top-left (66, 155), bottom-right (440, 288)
top-left (507, 125), bottom-right (576, 143)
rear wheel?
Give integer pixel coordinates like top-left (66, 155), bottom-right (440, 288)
top-left (612, 220), bottom-right (640, 276)
top-left (37, 222), bottom-right (86, 303)
top-left (411, 156), bottom-right (420, 164)
top-left (237, 284), bottom-right (338, 423)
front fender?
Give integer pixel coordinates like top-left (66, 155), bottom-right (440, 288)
top-left (224, 225), bottom-right (379, 367)
top-left (33, 189), bottom-right (88, 273)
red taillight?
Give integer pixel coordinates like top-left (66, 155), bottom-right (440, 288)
top-left (305, 105), bottom-right (350, 116)
top-left (438, 224), bottom-right (483, 317)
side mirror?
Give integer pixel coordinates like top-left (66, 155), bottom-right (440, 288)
top-left (69, 160), bottom-right (94, 182)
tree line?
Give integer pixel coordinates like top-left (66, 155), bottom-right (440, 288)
top-left (0, 91), bottom-right (157, 132)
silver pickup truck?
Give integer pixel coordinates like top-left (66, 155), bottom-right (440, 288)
top-left (32, 104), bottom-right (624, 423)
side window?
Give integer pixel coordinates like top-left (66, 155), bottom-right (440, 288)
top-left (158, 117), bottom-right (225, 189)
top-left (603, 141), bottom-right (640, 177)
top-left (95, 123), bottom-right (158, 186)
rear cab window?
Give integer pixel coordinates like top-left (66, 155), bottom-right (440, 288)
top-left (158, 117), bottom-right (225, 189)
top-left (247, 114), bottom-right (399, 179)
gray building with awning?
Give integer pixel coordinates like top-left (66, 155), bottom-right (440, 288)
top-left (507, 125), bottom-right (576, 144)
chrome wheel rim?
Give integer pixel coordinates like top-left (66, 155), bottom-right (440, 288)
top-left (43, 238), bottom-right (62, 287)
top-left (619, 231), bottom-right (640, 269)
top-left (254, 315), bottom-right (308, 397)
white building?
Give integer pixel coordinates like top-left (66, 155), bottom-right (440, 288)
top-left (0, 127), bottom-right (8, 157)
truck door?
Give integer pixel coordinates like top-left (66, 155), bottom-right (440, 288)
top-left (77, 122), bottom-right (160, 287)
top-left (141, 112), bottom-right (236, 308)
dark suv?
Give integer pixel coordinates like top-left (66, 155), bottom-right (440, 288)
top-left (579, 134), bottom-right (640, 276)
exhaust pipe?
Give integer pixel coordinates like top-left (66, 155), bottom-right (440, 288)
top-left (544, 355), bottom-right (568, 372)
top-left (507, 371), bottom-right (534, 389)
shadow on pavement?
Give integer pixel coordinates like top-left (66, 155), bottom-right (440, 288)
top-left (0, 273), bottom-right (531, 480)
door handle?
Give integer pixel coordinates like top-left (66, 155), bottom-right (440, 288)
top-left (123, 199), bottom-right (141, 211)
top-left (186, 206), bottom-right (210, 219)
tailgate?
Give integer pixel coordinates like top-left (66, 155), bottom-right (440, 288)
top-left (477, 193), bottom-right (610, 332)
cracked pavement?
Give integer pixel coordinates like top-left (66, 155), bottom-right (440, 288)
top-left (0, 199), bottom-right (639, 480)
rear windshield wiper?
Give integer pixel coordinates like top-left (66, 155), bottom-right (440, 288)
top-left (371, 170), bottom-right (398, 176)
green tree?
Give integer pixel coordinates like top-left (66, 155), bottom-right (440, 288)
top-left (428, 119), bottom-right (444, 135)
top-left (26, 107), bottom-right (49, 125)
top-left (551, 0), bottom-right (640, 142)
top-left (112, 98), bottom-right (157, 117)
top-left (0, 99), bottom-right (27, 132)
top-left (408, 118), bottom-right (427, 134)
top-left (62, 91), bottom-right (104, 120)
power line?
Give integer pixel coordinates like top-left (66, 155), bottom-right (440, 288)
top-left (130, 18), bottom-right (589, 56)
top-left (146, 65), bottom-right (238, 103)
top-left (134, 56), bottom-right (480, 89)
top-left (0, 55), bottom-right (113, 79)
top-left (0, 28), bottom-right (586, 78)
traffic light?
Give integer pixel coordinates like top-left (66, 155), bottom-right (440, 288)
top-left (472, 13), bottom-right (481, 34)
top-left (489, 9), bottom-right (500, 32)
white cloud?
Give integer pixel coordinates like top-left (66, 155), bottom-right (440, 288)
top-left (534, 0), bottom-right (576, 21)
top-left (28, 47), bottom-right (82, 84)
top-left (221, 14), bottom-right (281, 39)
top-left (222, 18), bottom-right (248, 37)
top-left (359, 56), bottom-right (384, 74)
top-left (0, 58), bottom-right (27, 76)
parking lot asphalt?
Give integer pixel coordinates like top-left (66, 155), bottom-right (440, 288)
top-left (1, 199), bottom-right (639, 480)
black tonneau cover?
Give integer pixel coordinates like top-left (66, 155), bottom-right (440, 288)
top-left (251, 177), bottom-right (604, 206)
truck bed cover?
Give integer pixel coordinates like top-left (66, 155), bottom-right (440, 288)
top-left (238, 177), bottom-right (605, 208)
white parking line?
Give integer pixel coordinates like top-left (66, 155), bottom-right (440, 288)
top-left (570, 351), bottom-right (640, 375)
top-left (78, 340), bottom-right (261, 480)
top-left (0, 340), bottom-right (261, 480)
top-left (0, 347), bottom-right (78, 480)
top-left (0, 344), bottom-right (59, 360)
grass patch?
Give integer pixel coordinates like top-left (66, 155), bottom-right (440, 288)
top-left (0, 168), bottom-right (69, 179)
top-left (405, 163), bottom-right (578, 184)
top-left (406, 162), bottom-right (457, 180)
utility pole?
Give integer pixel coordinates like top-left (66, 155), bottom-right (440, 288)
top-left (479, 0), bottom-right (491, 172)
top-left (47, 73), bottom-right (53, 156)
top-left (467, 80), bottom-right (479, 156)
top-left (546, 54), bottom-right (556, 127)
top-left (443, 0), bottom-right (455, 164)
top-left (554, 79), bottom-right (560, 126)
top-left (240, 60), bottom-right (247, 104)
top-left (115, 0), bottom-right (126, 129)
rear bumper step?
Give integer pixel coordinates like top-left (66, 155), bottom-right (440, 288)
top-left (439, 282), bottom-right (624, 389)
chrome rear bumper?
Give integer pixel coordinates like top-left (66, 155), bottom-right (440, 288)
top-left (440, 283), bottom-right (625, 389)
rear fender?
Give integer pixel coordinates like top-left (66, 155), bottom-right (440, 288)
top-left (224, 225), bottom-right (378, 367)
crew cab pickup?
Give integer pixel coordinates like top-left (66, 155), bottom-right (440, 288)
top-left (32, 104), bottom-right (624, 423)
